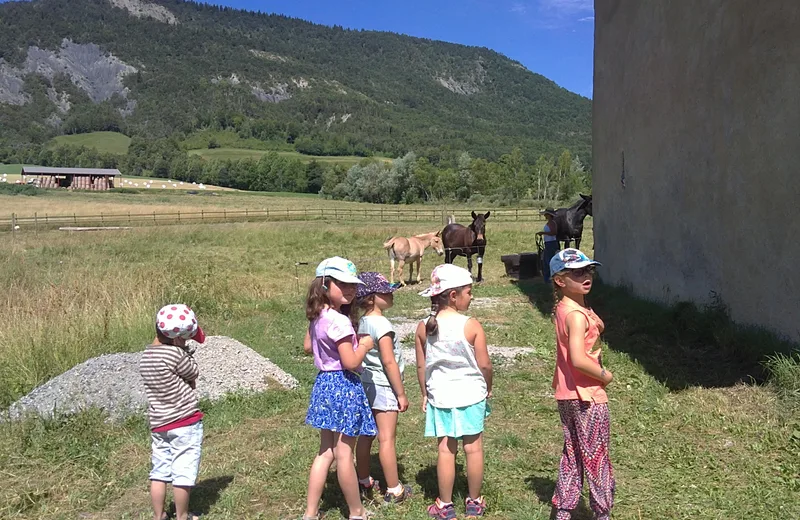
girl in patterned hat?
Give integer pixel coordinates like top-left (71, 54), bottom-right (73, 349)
top-left (352, 272), bottom-right (413, 506)
top-left (549, 248), bottom-right (615, 520)
top-left (301, 257), bottom-right (377, 520)
top-left (415, 264), bottom-right (493, 519)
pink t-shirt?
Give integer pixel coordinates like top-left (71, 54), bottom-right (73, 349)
top-left (310, 308), bottom-right (360, 372)
top-left (552, 299), bottom-right (608, 403)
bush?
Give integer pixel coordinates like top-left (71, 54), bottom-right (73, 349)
top-left (0, 184), bottom-right (42, 196)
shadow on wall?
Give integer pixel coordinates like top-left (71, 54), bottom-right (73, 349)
top-left (512, 280), bottom-right (798, 390)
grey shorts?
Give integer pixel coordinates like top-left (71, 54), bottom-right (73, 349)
top-left (150, 421), bottom-right (203, 486)
top-left (362, 382), bottom-right (399, 412)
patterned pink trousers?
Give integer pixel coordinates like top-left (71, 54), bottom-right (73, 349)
top-left (552, 400), bottom-right (615, 520)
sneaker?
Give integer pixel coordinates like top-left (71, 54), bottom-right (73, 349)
top-left (382, 483), bottom-right (412, 506)
top-left (465, 496), bottom-right (487, 518)
top-left (427, 498), bottom-right (457, 519)
top-left (359, 477), bottom-right (381, 501)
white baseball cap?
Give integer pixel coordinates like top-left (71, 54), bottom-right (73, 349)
top-left (419, 264), bottom-right (473, 297)
top-left (156, 304), bottom-right (206, 342)
top-left (315, 256), bottom-right (364, 285)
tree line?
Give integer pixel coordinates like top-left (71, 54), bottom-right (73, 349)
top-left (0, 140), bottom-right (589, 204)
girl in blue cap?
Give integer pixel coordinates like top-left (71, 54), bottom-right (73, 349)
top-left (301, 257), bottom-right (377, 520)
top-left (353, 272), bottom-right (413, 506)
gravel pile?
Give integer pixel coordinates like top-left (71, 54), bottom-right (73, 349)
top-left (400, 345), bottom-right (534, 366)
top-left (5, 336), bottom-right (298, 422)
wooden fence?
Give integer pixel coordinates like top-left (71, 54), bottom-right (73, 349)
top-left (2, 207), bottom-right (545, 234)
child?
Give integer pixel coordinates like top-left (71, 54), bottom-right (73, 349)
top-left (549, 249), bottom-right (615, 520)
top-left (353, 272), bottom-right (413, 506)
top-left (140, 304), bottom-right (207, 520)
top-left (414, 264), bottom-right (493, 519)
top-left (302, 257), bottom-right (377, 520)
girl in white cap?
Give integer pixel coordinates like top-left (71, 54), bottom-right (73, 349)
top-left (415, 264), bottom-right (493, 519)
top-left (301, 257), bottom-right (377, 520)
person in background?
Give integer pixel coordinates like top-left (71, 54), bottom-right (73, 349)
top-left (537, 208), bottom-right (559, 283)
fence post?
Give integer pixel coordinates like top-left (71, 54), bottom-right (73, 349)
top-left (128, 212), bottom-right (131, 224)
top-left (153, 211), bottom-right (156, 225)
top-left (380, 208), bottom-right (384, 222)
top-left (245, 209), bottom-right (248, 220)
top-left (178, 211), bottom-right (181, 223)
top-left (73, 213), bottom-right (77, 225)
top-left (101, 212), bottom-right (104, 225)
top-left (516, 209), bottom-right (519, 221)
top-left (11, 213), bottom-right (16, 238)
top-left (201, 210), bottom-right (204, 221)
top-left (34, 212), bottom-right (38, 235)
top-left (223, 209), bottom-right (227, 222)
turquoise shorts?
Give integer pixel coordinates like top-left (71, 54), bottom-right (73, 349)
top-left (425, 399), bottom-right (490, 439)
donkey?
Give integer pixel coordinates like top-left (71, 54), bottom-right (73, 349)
top-left (441, 211), bottom-right (490, 282)
top-left (553, 194), bottom-right (592, 249)
top-left (383, 231), bottom-right (444, 286)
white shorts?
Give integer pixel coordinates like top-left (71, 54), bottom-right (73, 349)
top-left (150, 421), bottom-right (203, 486)
top-left (363, 382), bottom-right (399, 412)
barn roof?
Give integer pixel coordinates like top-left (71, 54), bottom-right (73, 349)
top-left (22, 167), bottom-right (121, 176)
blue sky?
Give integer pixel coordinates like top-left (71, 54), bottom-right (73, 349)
top-left (0, 0), bottom-right (595, 97)
top-left (206, 0), bottom-right (595, 97)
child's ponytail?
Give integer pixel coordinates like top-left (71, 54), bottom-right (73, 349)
top-left (425, 298), bottom-right (441, 336)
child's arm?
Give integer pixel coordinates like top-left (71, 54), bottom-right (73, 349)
top-left (565, 311), bottom-right (613, 385)
top-left (466, 318), bottom-right (493, 397)
top-left (175, 349), bottom-right (199, 385)
top-left (336, 334), bottom-right (374, 371)
top-left (414, 321), bottom-right (428, 412)
top-left (378, 333), bottom-right (408, 412)
top-left (303, 329), bottom-right (312, 355)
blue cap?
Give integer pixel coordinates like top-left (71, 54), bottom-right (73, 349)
top-left (549, 248), bottom-right (601, 275)
top-left (315, 257), bottom-right (364, 285)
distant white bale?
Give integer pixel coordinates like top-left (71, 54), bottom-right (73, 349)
top-left (161, 185), bottom-right (166, 188)
top-left (172, 183), bottom-right (177, 187)
top-left (14, 225), bottom-right (20, 230)
top-left (134, 183), bottom-right (139, 187)
top-left (192, 182), bottom-right (196, 185)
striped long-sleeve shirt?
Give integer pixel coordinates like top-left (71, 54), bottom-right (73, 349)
top-left (139, 343), bottom-right (200, 430)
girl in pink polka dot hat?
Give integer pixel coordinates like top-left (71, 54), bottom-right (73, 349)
top-left (140, 303), bottom-right (206, 520)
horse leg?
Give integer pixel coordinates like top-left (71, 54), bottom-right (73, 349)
top-left (416, 257), bottom-right (422, 284)
top-left (389, 256), bottom-right (396, 284)
top-left (445, 249), bottom-right (453, 264)
top-left (477, 249), bottom-right (484, 282)
top-left (397, 259), bottom-right (406, 286)
top-left (407, 258), bottom-right (414, 285)
top-left (575, 237), bottom-right (581, 250)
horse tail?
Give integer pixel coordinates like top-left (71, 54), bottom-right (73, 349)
top-left (383, 236), bottom-right (397, 250)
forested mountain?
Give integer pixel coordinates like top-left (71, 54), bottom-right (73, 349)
top-left (0, 0), bottom-right (591, 162)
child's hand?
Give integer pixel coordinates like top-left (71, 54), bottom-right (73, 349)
top-left (397, 393), bottom-right (409, 412)
top-left (188, 379), bottom-right (196, 390)
top-left (357, 334), bottom-right (375, 351)
top-left (602, 369), bottom-right (613, 386)
top-left (421, 395), bottom-right (428, 413)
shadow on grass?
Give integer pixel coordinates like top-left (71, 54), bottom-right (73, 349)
top-left (524, 476), bottom-right (593, 520)
top-left (170, 475), bottom-right (234, 516)
top-left (319, 459), bottom-right (408, 517)
top-left (512, 279), bottom-right (798, 390)
top-left (415, 462), bottom-right (469, 502)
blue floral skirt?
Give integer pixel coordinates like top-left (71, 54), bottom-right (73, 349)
top-left (306, 370), bottom-right (377, 437)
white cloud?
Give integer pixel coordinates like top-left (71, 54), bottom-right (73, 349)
top-left (510, 2), bottom-right (528, 14)
top-left (534, 0), bottom-right (594, 28)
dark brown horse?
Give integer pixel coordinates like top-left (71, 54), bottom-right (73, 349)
top-left (441, 211), bottom-right (490, 282)
top-left (553, 194), bottom-right (592, 249)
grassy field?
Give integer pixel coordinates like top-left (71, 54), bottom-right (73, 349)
top-left (0, 188), bottom-right (404, 218)
top-left (188, 147), bottom-right (393, 167)
top-left (50, 132), bottom-right (132, 154)
top-left (0, 214), bottom-right (798, 520)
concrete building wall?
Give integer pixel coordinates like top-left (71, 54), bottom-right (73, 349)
top-left (593, 0), bottom-right (800, 341)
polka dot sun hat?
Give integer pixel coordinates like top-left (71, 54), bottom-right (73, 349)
top-left (155, 304), bottom-right (206, 343)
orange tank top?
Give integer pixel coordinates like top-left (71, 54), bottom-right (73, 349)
top-left (553, 298), bottom-right (608, 403)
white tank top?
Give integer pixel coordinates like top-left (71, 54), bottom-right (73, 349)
top-left (423, 313), bottom-right (488, 408)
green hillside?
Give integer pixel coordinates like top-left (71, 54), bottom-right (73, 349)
top-left (0, 0), bottom-right (591, 162)
top-left (188, 148), bottom-right (391, 167)
top-left (50, 132), bottom-right (131, 154)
